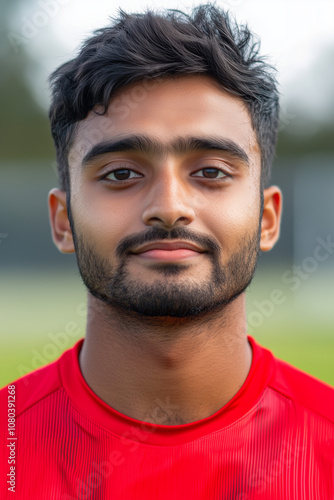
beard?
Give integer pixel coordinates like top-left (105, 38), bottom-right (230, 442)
top-left (70, 222), bottom-right (261, 319)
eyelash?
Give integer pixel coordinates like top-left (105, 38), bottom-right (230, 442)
top-left (100, 165), bottom-right (231, 184)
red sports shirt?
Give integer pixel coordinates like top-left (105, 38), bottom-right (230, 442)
top-left (1, 336), bottom-right (334, 499)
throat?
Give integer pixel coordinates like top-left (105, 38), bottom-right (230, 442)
top-left (80, 294), bottom-right (252, 425)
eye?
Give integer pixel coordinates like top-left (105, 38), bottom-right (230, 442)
top-left (192, 167), bottom-right (227, 179)
top-left (104, 168), bottom-right (142, 181)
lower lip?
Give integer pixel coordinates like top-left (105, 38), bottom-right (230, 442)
top-left (135, 249), bottom-right (202, 261)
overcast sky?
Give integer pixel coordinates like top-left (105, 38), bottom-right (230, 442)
top-left (10, 0), bottom-right (334, 123)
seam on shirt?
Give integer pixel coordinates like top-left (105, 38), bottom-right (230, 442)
top-left (267, 384), bottom-right (334, 427)
top-left (15, 385), bottom-right (63, 420)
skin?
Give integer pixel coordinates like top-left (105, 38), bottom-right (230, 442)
top-left (49, 75), bottom-right (282, 425)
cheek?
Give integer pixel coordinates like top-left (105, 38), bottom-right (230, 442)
top-left (246, 168), bottom-right (262, 213)
top-left (195, 184), bottom-right (261, 249)
top-left (70, 187), bottom-right (141, 255)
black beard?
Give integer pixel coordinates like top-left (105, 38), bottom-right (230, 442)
top-left (71, 224), bottom-right (261, 319)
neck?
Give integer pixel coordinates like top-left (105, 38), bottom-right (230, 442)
top-left (79, 293), bottom-right (252, 425)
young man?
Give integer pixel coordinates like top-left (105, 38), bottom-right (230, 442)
top-left (1, 5), bottom-right (333, 499)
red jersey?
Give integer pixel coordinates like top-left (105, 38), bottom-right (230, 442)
top-left (1, 336), bottom-right (334, 499)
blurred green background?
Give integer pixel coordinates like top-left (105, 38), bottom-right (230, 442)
top-left (1, 0), bottom-right (333, 388)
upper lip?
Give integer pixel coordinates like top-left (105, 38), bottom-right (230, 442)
top-left (132, 240), bottom-right (207, 254)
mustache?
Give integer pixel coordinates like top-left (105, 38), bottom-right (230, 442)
top-left (115, 226), bottom-right (221, 259)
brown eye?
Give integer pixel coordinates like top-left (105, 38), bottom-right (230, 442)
top-left (202, 168), bottom-right (220, 178)
top-left (113, 169), bottom-right (131, 180)
top-left (193, 168), bottom-right (227, 179)
top-left (105, 169), bottom-right (142, 181)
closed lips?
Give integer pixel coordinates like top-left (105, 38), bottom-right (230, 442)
top-left (132, 241), bottom-right (207, 253)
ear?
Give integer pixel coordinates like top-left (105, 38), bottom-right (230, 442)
top-left (260, 185), bottom-right (283, 252)
top-left (48, 188), bottom-right (75, 254)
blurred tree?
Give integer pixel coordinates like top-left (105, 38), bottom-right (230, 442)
top-left (277, 45), bottom-right (334, 159)
top-left (277, 125), bottom-right (334, 158)
top-left (0, 0), bottom-right (54, 161)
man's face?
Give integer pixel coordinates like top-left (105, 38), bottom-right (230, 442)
top-left (64, 75), bottom-right (264, 317)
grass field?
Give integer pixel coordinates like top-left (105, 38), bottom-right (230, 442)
top-left (1, 267), bottom-right (333, 388)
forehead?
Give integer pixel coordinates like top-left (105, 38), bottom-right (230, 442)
top-left (69, 75), bottom-right (260, 168)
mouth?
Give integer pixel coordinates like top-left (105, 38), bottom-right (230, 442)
top-left (131, 240), bottom-right (207, 262)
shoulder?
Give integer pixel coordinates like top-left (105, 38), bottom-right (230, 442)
top-left (269, 353), bottom-right (334, 424)
top-left (0, 357), bottom-right (61, 418)
top-left (0, 340), bottom-right (83, 418)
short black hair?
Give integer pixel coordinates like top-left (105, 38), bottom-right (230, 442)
top-left (49, 4), bottom-right (279, 193)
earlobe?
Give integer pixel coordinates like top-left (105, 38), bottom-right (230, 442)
top-left (260, 186), bottom-right (283, 252)
top-left (48, 188), bottom-right (75, 254)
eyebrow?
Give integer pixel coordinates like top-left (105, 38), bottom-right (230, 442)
top-left (81, 134), bottom-right (250, 168)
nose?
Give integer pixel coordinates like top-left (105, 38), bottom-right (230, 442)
top-left (142, 166), bottom-right (196, 229)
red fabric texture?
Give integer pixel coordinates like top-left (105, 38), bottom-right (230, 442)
top-left (1, 336), bottom-right (333, 499)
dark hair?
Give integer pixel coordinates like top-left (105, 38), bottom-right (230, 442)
top-left (49, 4), bottom-right (279, 193)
